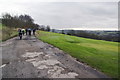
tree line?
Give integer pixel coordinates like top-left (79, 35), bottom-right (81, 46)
top-left (1, 13), bottom-right (50, 31)
top-left (54, 30), bottom-right (119, 42)
top-left (73, 31), bottom-right (119, 42)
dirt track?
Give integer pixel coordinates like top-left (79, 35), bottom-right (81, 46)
top-left (0, 35), bottom-right (108, 78)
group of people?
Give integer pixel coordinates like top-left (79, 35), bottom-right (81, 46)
top-left (18, 28), bottom-right (36, 40)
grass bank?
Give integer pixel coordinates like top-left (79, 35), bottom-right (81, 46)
top-left (0, 24), bottom-right (18, 42)
top-left (36, 31), bottom-right (119, 78)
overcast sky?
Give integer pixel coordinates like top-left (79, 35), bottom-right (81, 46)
top-left (0, 0), bottom-right (118, 30)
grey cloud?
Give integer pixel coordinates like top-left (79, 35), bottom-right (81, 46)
top-left (0, 2), bottom-right (118, 30)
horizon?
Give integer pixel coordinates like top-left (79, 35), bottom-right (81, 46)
top-left (53, 28), bottom-right (119, 31)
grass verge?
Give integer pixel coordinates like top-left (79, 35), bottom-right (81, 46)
top-left (0, 24), bottom-right (18, 42)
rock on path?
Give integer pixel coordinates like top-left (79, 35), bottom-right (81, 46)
top-left (0, 35), bottom-right (108, 78)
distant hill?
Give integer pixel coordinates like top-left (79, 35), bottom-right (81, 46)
top-left (50, 29), bottom-right (119, 42)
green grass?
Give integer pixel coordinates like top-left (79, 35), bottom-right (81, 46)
top-left (36, 31), bottom-right (119, 78)
top-left (0, 23), bottom-right (2, 30)
top-left (0, 24), bottom-right (18, 41)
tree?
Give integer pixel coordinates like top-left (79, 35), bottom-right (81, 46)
top-left (19, 14), bottom-right (34, 28)
top-left (1, 13), bottom-right (48, 32)
top-left (2, 13), bottom-right (13, 27)
top-left (68, 30), bottom-right (75, 35)
top-left (46, 25), bottom-right (50, 31)
top-left (62, 30), bottom-right (64, 34)
top-left (34, 24), bottom-right (39, 30)
top-left (2, 13), bottom-right (36, 29)
top-left (52, 29), bottom-right (55, 32)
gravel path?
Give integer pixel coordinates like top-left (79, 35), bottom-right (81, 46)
top-left (0, 35), bottom-right (108, 78)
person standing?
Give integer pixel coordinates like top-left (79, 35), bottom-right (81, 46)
top-left (25, 29), bottom-right (28, 35)
top-left (22, 29), bottom-right (25, 35)
top-left (18, 29), bottom-right (22, 40)
top-left (28, 28), bottom-right (31, 36)
top-left (33, 29), bottom-right (36, 35)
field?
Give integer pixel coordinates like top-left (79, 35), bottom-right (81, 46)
top-left (36, 31), bottom-right (119, 78)
top-left (0, 24), bottom-right (18, 41)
